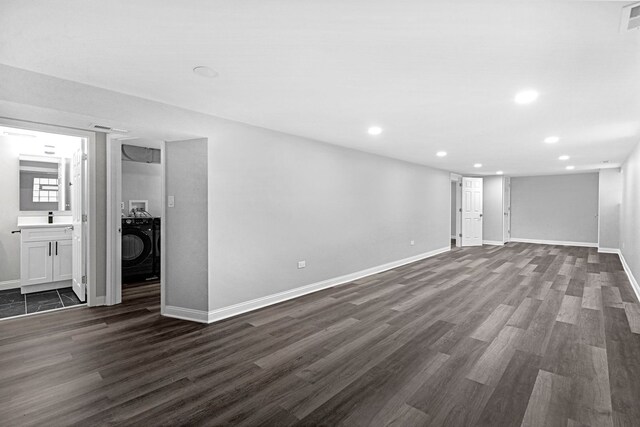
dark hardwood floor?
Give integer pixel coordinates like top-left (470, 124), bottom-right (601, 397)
top-left (1, 243), bottom-right (639, 426)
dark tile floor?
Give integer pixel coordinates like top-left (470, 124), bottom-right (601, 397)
top-left (0, 288), bottom-right (83, 319)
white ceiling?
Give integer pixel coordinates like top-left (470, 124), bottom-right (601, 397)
top-left (1, 0), bottom-right (639, 175)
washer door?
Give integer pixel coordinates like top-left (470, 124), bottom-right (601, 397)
top-left (122, 229), bottom-right (152, 267)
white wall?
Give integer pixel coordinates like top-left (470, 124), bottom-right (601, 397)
top-left (165, 138), bottom-right (209, 312)
top-left (621, 142), bottom-right (640, 290)
top-left (210, 132), bottom-right (451, 309)
top-left (122, 161), bottom-right (162, 217)
top-left (598, 169), bottom-right (622, 250)
top-left (482, 176), bottom-right (504, 243)
top-left (0, 64), bottom-right (451, 319)
top-left (511, 173), bottom-right (599, 245)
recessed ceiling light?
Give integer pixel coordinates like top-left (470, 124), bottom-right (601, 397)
top-left (566, 165), bottom-right (575, 170)
top-left (436, 151), bottom-right (447, 157)
top-left (514, 89), bottom-right (539, 105)
top-left (496, 171), bottom-right (504, 175)
top-left (544, 136), bottom-right (559, 144)
top-left (193, 66), bottom-right (218, 78)
top-left (558, 155), bottom-right (570, 161)
top-left (367, 126), bottom-right (383, 136)
top-left (474, 163), bottom-right (482, 168)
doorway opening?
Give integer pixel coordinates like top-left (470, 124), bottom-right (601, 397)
top-left (0, 120), bottom-right (95, 320)
top-left (107, 137), bottom-right (164, 305)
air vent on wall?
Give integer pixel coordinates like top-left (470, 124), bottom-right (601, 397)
top-left (620, 2), bottom-right (640, 33)
top-left (90, 124), bottom-right (129, 133)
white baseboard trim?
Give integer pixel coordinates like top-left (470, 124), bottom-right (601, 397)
top-left (483, 240), bottom-right (504, 246)
top-left (619, 252), bottom-right (640, 303)
top-left (598, 247), bottom-right (621, 255)
top-left (205, 246), bottom-right (451, 324)
top-left (164, 305), bottom-right (210, 323)
top-left (0, 280), bottom-right (20, 291)
top-left (510, 238), bottom-right (597, 248)
top-left (92, 296), bottom-right (106, 307)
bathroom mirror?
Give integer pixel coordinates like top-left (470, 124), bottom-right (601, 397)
top-left (19, 155), bottom-right (72, 212)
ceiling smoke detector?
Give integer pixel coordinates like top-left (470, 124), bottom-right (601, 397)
top-left (193, 66), bottom-right (218, 78)
top-left (620, 2), bottom-right (640, 33)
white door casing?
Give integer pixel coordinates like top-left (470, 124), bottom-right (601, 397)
top-left (462, 177), bottom-right (483, 246)
top-left (450, 174), bottom-right (463, 248)
top-left (71, 146), bottom-right (86, 302)
top-left (503, 177), bottom-right (511, 243)
top-left (106, 137), bottom-right (123, 305)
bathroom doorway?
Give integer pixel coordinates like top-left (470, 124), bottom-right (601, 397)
top-left (0, 119), bottom-right (96, 319)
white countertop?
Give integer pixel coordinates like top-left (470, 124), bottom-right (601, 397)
top-left (17, 216), bottom-right (73, 229)
top-left (17, 223), bottom-right (73, 229)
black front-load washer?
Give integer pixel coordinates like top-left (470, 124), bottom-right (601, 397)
top-left (122, 217), bottom-right (157, 283)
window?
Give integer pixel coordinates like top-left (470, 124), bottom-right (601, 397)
top-left (33, 177), bottom-right (59, 203)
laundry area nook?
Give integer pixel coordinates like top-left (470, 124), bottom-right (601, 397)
top-left (120, 143), bottom-right (162, 288)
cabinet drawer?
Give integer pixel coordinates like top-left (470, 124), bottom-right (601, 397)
top-left (21, 227), bottom-right (73, 242)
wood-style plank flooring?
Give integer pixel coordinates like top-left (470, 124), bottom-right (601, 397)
top-left (1, 243), bottom-right (639, 426)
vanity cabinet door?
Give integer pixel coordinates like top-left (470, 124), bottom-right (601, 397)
top-left (52, 240), bottom-right (73, 282)
top-left (21, 241), bottom-right (54, 286)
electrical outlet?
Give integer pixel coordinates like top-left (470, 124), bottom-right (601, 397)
top-left (120, 202), bottom-right (125, 210)
top-left (298, 260), bottom-right (306, 269)
top-left (168, 196), bottom-right (175, 208)
top-left (410, 240), bottom-right (415, 246)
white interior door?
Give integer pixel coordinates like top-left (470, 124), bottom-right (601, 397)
top-left (71, 144), bottom-right (86, 302)
top-left (462, 177), bottom-right (483, 246)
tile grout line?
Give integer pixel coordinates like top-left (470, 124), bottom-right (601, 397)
top-left (56, 289), bottom-right (65, 307)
